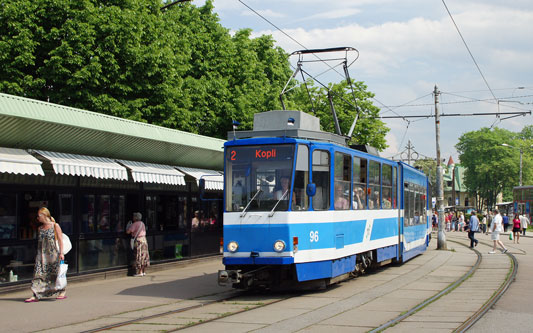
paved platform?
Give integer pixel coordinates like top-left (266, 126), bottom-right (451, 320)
top-left (0, 231), bottom-right (530, 332)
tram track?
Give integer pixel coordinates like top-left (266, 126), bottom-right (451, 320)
top-left (371, 237), bottom-right (518, 333)
top-left (74, 237), bottom-right (516, 332)
top-left (80, 291), bottom-right (242, 332)
top-left (80, 290), bottom-right (300, 332)
top-left (454, 239), bottom-right (519, 333)
top-left (369, 239), bottom-right (483, 333)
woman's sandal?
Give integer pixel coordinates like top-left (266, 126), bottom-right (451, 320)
top-left (24, 297), bottom-right (39, 303)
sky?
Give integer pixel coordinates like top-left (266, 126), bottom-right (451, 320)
top-left (193, 0), bottom-right (533, 163)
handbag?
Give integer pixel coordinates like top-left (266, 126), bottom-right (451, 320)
top-left (509, 233), bottom-right (513, 240)
top-left (129, 223), bottom-right (142, 250)
top-left (55, 260), bottom-right (68, 289)
top-left (54, 223), bottom-right (72, 255)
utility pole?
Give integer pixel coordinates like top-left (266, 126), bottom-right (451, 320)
top-left (434, 85), bottom-right (447, 250)
top-left (518, 147), bottom-right (525, 187)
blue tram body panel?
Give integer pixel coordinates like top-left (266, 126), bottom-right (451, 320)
top-left (370, 217), bottom-right (398, 240)
top-left (295, 255), bottom-right (356, 282)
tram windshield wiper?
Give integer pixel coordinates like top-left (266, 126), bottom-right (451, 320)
top-left (240, 189), bottom-right (263, 217)
top-left (269, 189), bottom-right (288, 217)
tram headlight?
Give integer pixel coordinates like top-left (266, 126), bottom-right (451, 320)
top-left (273, 240), bottom-right (286, 252)
top-left (227, 241), bottom-right (239, 253)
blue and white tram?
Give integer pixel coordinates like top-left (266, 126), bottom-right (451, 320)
top-left (218, 111), bottom-right (430, 289)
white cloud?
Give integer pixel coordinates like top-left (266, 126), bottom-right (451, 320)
top-left (298, 8), bottom-right (361, 21)
top-left (241, 8), bottom-right (285, 18)
top-left (382, 131), bottom-right (399, 159)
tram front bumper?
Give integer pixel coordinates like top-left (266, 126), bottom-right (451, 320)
top-left (218, 269), bottom-right (241, 286)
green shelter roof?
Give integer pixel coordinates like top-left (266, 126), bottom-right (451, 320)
top-left (0, 93), bottom-right (224, 170)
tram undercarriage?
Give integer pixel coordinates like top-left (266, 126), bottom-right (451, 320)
top-left (218, 251), bottom-right (382, 290)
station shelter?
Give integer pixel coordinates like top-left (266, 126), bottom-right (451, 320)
top-left (0, 93), bottom-right (225, 286)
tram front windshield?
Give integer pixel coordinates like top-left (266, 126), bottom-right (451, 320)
top-left (225, 144), bottom-right (295, 212)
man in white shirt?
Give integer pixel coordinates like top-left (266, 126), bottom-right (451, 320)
top-left (520, 214), bottom-right (530, 236)
top-left (488, 209), bottom-right (508, 254)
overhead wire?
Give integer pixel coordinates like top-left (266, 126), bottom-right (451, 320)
top-left (443, 92), bottom-right (532, 112)
top-left (237, 0), bottom-right (411, 129)
top-left (380, 93), bottom-right (433, 113)
top-left (441, 0), bottom-right (498, 101)
top-left (382, 93), bottom-right (533, 109)
top-left (237, 0), bottom-right (346, 79)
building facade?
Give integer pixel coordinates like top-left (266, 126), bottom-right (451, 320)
top-left (0, 93), bottom-right (225, 285)
top-left (442, 157), bottom-right (476, 211)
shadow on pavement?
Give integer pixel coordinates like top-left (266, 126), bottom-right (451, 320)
top-left (117, 272), bottom-right (228, 299)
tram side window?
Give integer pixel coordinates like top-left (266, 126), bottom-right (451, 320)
top-left (403, 182), bottom-right (427, 226)
top-left (404, 182), bottom-right (411, 226)
top-left (368, 161), bottom-right (381, 209)
top-left (334, 153), bottom-right (351, 210)
top-left (416, 185), bottom-right (426, 225)
top-left (312, 150), bottom-right (330, 210)
top-left (409, 184), bottom-right (416, 225)
top-left (392, 167), bottom-right (397, 209)
top-left (293, 145), bottom-right (309, 211)
top-left (353, 157), bottom-right (367, 209)
top-left (414, 189), bottom-right (421, 225)
top-left (382, 164), bottom-right (392, 209)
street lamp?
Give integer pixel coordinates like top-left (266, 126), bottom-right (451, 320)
top-left (501, 143), bottom-right (533, 186)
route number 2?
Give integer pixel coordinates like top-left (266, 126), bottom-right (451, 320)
top-left (310, 231), bottom-right (319, 242)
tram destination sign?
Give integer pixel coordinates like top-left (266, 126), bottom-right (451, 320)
top-left (227, 145), bottom-right (294, 162)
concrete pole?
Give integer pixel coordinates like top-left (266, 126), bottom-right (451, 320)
top-left (518, 148), bottom-right (523, 186)
top-left (434, 85), bottom-right (447, 250)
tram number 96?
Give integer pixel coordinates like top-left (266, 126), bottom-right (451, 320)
top-left (310, 231), bottom-right (319, 242)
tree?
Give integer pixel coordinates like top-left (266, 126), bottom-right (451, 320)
top-left (0, 0), bottom-right (292, 138)
top-left (455, 127), bottom-right (527, 210)
top-left (0, 0), bottom-right (189, 122)
top-left (0, 0), bottom-right (388, 147)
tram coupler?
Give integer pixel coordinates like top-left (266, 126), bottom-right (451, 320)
top-left (218, 269), bottom-right (241, 286)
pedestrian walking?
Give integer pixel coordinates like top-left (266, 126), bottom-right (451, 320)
top-left (468, 211), bottom-right (479, 248)
top-left (480, 214), bottom-right (487, 233)
top-left (512, 213), bottom-right (521, 244)
top-left (25, 207), bottom-right (67, 302)
top-left (451, 213), bottom-right (457, 232)
top-left (502, 213), bottom-right (509, 232)
top-left (458, 212), bottom-right (465, 231)
top-left (126, 212), bottom-right (150, 277)
top-left (520, 214), bottom-right (530, 236)
top-left (488, 209), bottom-right (508, 254)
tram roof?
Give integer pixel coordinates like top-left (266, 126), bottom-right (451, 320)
top-left (0, 93), bottom-right (224, 169)
top-left (228, 110), bottom-right (349, 146)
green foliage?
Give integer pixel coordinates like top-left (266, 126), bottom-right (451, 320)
top-left (0, 0), bottom-right (388, 146)
top-left (455, 126), bottom-right (533, 209)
